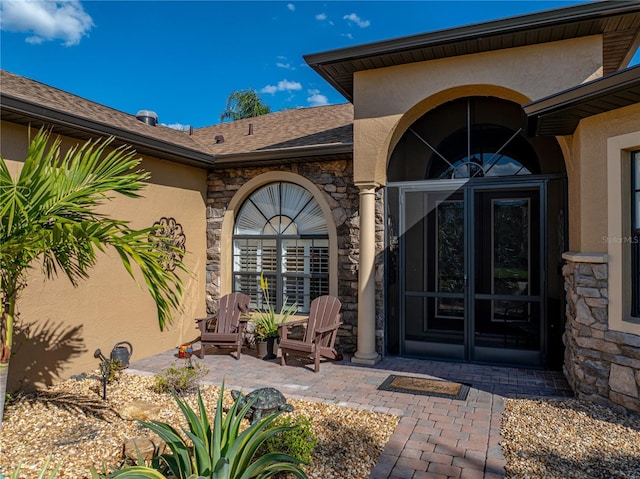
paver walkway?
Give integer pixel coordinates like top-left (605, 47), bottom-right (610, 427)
top-left (130, 345), bottom-right (572, 479)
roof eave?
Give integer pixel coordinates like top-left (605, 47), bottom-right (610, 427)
top-left (1, 93), bottom-right (215, 168)
top-left (212, 143), bottom-right (353, 169)
top-left (524, 65), bottom-right (640, 136)
top-left (305, 1), bottom-right (640, 102)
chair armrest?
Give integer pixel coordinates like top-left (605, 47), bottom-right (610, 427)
top-left (315, 322), bottom-right (343, 335)
top-left (278, 317), bottom-right (309, 340)
top-left (196, 314), bottom-right (218, 332)
top-left (280, 318), bottom-right (309, 329)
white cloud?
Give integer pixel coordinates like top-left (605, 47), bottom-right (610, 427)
top-left (315, 13), bottom-right (327, 21)
top-left (340, 33), bottom-right (353, 40)
top-left (262, 85), bottom-right (278, 95)
top-left (0, 0), bottom-right (93, 46)
top-left (343, 13), bottom-right (370, 28)
top-left (276, 56), bottom-right (294, 70)
top-left (287, 3), bottom-right (295, 12)
top-left (279, 79), bottom-right (302, 91)
top-left (261, 79), bottom-right (302, 95)
top-left (307, 89), bottom-right (328, 106)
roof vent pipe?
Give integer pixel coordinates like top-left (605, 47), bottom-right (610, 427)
top-left (136, 110), bottom-right (158, 126)
top-left (248, 123), bottom-right (253, 135)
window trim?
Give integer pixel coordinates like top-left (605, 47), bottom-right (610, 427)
top-left (607, 132), bottom-right (640, 332)
top-left (632, 151), bottom-right (640, 318)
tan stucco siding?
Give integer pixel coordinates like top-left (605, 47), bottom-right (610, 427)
top-left (569, 103), bottom-right (640, 252)
top-left (0, 122), bottom-right (207, 390)
top-left (352, 36), bottom-right (603, 185)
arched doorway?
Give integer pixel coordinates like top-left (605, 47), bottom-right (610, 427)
top-left (386, 97), bottom-right (567, 368)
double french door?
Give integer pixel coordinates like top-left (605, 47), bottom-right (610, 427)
top-left (394, 179), bottom-right (546, 366)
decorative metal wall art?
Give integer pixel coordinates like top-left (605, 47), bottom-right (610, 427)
top-left (148, 217), bottom-right (186, 272)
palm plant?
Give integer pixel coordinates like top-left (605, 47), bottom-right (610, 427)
top-left (100, 384), bottom-right (307, 479)
top-left (220, 89), bottom-right (271, 122)
top-left (0, 129), bottom-right (184, 427)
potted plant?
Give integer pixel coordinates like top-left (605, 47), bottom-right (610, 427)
top-left (252, 273), bottom-right (298, 359)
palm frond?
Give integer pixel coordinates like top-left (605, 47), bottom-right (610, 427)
top-left (0, 128), bottom-right (184, 336)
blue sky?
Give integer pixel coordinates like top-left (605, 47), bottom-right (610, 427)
top-left (1, 1), bottom-right (638, 129)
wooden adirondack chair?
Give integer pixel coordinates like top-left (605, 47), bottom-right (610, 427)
top-left (196, 292), bottom-right (250, 359)
top-left (278, 295), bottom-right (343, 372)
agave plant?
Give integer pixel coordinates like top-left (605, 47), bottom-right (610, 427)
top-left (10, 455), bottom-right (59, 478)
top-left (101, 383), bottom-right (307, 479)
top-left (252, 272), bottom-right (298, 341)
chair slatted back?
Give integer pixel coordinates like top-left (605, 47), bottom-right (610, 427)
top-left (304, 295), bottom-right (342, 346)
top-left (215, 293), bottom-right (250, 334)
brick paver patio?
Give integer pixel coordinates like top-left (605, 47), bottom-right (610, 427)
top-left (129, 345), bottom-right (572, 479)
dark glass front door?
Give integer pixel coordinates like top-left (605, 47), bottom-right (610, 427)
top-left (471, 188), bottom-right (542, 365)
top-left (397, 181), bottom-right (545, 366)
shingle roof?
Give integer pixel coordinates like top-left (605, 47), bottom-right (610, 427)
top-left (0, 70), bottom-right (216, 166)
top-left (0, 70), bottom-right (354, 167)
top-left (191, 103), bottom-right (353, 155)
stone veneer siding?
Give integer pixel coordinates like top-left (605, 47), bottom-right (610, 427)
top-left (206, 159), bottom-right (386, 354)
top-left (563, 255), bottom-right (640, 414)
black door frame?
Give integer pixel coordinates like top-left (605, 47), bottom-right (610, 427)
top-left (390, 174), bottom-right (564, 368)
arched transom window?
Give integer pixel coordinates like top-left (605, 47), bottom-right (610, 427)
top-left (233, 182), bottom-right (329, 314)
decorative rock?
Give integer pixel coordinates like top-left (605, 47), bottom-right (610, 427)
top-left (117, 400), bottom-right (162, 421)
top-left (123, 436), bottom-right (165, 462)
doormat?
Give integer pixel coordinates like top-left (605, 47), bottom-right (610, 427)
top-left (378, 375), bottom-right (470, 401)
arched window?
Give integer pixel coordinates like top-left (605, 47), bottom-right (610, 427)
top-left (388, 97), bottom-right (565, 182)
top-left (233, 182), bottom-right (329, 314)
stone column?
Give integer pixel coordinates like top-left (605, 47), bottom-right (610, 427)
top-left (352, 183), bottom-right (381, 365)
top-left (562, 251), bottom-right (640, 415)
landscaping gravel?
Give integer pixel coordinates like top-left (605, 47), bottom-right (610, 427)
top-left (3, 370), bottom-right (640, 479)
top-left (0, 371), bottom-right (398, 479)
top-left (502, 398), bottom-right (640, 479)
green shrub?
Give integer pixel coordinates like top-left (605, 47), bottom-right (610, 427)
top-left (152, 362), bottom-right (208, 394)
top-left (105, 359), bottom-right (121, 383)
top-left (258, 415), bottom-right (316, 465)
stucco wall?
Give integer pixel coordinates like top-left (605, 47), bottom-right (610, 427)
top-left (569, 103), bottom-right (640, 253)
top-left (351, 36), bottom-right (603, 185)
top-left (0, 122), bottom-right (207, 391)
